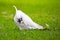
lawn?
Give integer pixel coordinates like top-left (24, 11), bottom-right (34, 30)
top-left (0, 0), bottom-right (60, 40)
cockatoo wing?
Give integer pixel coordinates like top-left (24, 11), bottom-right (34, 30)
top-left (21, 14), bottom-right (44, 29)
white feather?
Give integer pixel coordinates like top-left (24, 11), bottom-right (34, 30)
top-left (13, 5), bottom-right (44, 30)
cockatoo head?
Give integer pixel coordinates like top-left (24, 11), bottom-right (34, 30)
top-left (13, 5), bottom-right (23, 23)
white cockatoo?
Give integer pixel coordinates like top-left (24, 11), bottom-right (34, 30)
top-left (13, 5), bottom-right (45, 30)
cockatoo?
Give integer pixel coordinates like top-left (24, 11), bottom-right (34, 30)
top-left (13, 5), bottom-right (45, 30)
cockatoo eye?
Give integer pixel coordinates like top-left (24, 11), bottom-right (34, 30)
top-left (17, 18), bottom-right (22, 23)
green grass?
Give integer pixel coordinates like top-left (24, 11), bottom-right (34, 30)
top-left (0, 0), bottom-right (60, 40)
